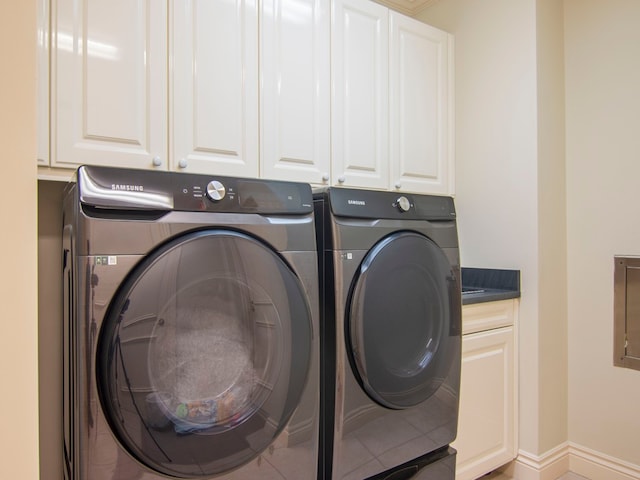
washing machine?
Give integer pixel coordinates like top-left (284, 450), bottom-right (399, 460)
top-left (314, 187), bottom-right (461, 480)
top-left (62, 165), bottom-right (320, 480)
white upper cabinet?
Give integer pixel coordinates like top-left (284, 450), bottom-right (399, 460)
top-left (37, 0), bottom-right (49, 166)
top-left (51, 0), bottom-right (168, 170)
top-left (331, 0), bottom-right (453, 194)
top-left (171, 0), bottom-right (259, 177)
top-left (390, 12), bottom-right (453, 195)
top-left (332, 0), bottom-right (389, 190)
top-left (47, 0), bottom-right (329, 181)
top-left (260, 0), bottom-right (330, 184)
top-left (44, 0), bottom-right (451, 193)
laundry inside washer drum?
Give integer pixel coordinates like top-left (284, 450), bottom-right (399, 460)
top-left (147, 279), bottom-right (263, 434)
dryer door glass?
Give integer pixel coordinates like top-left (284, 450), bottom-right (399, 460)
top-left (347, 231), bottom-right (461, 409)
top-left (96, 230), bottom-right (313, 478)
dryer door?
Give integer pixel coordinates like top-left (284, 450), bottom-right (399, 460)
top-left (96, 230), bottom-right (313, 478)
top-left (347, 231), bottom-right (460, 409)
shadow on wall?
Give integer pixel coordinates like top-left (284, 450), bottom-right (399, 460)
top-left (38, 179), bottom-right (66, 480)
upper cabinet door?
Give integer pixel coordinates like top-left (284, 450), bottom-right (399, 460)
top-left (260, 0), bottom-right (330, 185)
top-left (171, 0), bottom-right (259, 177)
top-left (390, 13), bottom-right (453, 195)
top-left (37, 0), bottom-right (49, 166)
top-left (52, 0), bottom-right (167, 170)
top-left (331, 0), bottom-right (389, 190)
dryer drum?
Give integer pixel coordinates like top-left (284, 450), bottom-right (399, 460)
top-left (347, 231), bottom-right (458, 410)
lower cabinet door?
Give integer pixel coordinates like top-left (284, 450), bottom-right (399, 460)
top-left (453, 326), bottom-right (516, 480)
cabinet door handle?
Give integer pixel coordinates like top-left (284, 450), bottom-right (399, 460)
top-left (394, 181), bottom-right (402, 190)
top-left (178, 158), bottom-right (188, 169)
top-left (152, 156), bottom-right (162, 167)
top-left (338, 176), bottom-right (346, 184)
top-left (322, 173), bottom-right (330, 182)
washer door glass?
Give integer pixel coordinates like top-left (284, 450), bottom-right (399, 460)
top-left (96, 230), bottom-right (313, 478)
top-left (347, 231), bottom-right (460, 409)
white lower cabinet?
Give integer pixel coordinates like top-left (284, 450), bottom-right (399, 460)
top-left (454, 300), bottom-right (518, 480)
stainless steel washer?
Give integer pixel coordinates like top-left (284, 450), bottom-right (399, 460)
top-left (63, 166), bottom-right (319, 479)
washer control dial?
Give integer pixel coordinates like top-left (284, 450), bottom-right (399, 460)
top-left (396, 196), bottom-right (411, 212)
top-left (206, 180), bottom-right (226, 202)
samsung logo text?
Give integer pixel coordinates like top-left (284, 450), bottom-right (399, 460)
top-left (348, 199), bottom-right (366, 206)
top-left (112, 184), bottom-right (145, 192)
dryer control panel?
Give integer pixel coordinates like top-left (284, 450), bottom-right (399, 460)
top-left (323, 187), bottom-right (456, 221)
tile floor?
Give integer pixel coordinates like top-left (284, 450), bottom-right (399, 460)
top-left (481, 471), bottom-right (590, 480)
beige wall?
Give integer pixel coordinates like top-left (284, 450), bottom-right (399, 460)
top-left (0, 1), bottom-right (40, 478)
top-left (421, 0), bottom-right (640, 472)
top-left (38, 181), bottom-right (65, 480)
top-left (535, 0), bottom-right (569, 454)
top-left (417, 0), bottom-right (550, 456)
top-left (29, 0), bottom-right (640, 476)
top-left (565, 0), bottom-right (640, 466)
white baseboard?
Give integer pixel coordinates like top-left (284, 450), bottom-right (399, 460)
top-left (502, 442), bottom-right (570, 480)
top-left (497, 442), bottom-right (640, 480)
top-left (568, 443), bottom-right (640, 480)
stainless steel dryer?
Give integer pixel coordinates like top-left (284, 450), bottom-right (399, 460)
top-left (314, 187), bottom-right (461, 480)
top-left (62, 166), bottom-right (319, 479)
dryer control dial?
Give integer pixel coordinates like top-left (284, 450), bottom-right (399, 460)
top-left (206, 180), bottom-right (226, 202)
top-left (396, 196), bottom-right (411, 212)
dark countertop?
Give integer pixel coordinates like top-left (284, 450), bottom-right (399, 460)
top-left (461, 267), bottom-right (521, 305)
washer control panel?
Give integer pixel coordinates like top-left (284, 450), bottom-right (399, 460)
top-left (76, 166), bottom-right (313, 214)
top-left (178, 175), bottom-right (312, 213)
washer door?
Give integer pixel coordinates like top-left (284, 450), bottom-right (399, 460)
top-left (96, 230), bottom-right (313, 478)
top-left (347, 231), bottom-right (460, 409)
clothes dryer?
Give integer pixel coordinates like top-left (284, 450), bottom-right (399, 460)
top-left (63, 166), bottom-right (319, 479)
top-left (314, 187), bottom-right (461, 480)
